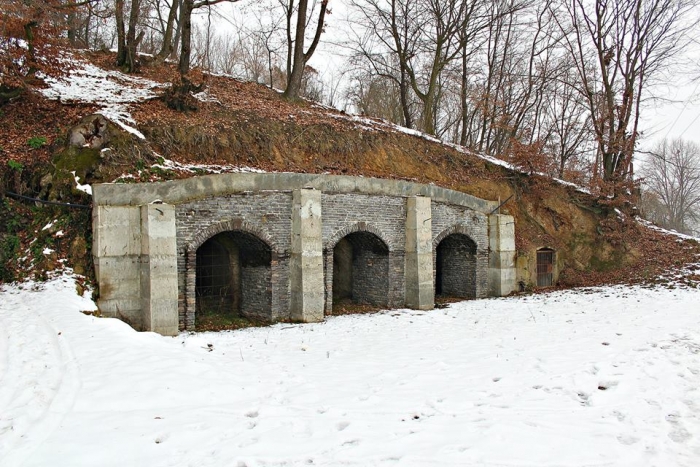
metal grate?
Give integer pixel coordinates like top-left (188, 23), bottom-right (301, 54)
top-left (537, 249), bottom-right (554, 287)
top-left (195, 239), bottom-right (233, 314)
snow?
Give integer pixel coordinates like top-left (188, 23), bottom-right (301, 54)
top-left (637, 217), bottom-right (700, 242)
top-left (70, 171), bottom-right (92, 195)
top-left (150, 154), bottom-right (267, 176)
top-left (41, 221), bottom-right (56, 231)
top-left (325, 111), bottom-right (595, 196)
top-left (192, 90), bottom-right (222, 105)
top-left (2, 274), bottom-right (700, 466)
top-left (39, 52), bottom-right (166, 139)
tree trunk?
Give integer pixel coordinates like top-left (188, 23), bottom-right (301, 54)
top-left (116, 0), bottom-right (126, 65)
top-left (124, 0), bottom-right (142, 72)
top-left (399, 71), bottom-right (413, 129)
top-left (459, 48), bottom-right (469, 146)
top-left (284, 0), bottom-right (308, 99)
top-left (178, 0), bottom-right (194, 76)
top-left (285, 0), bottom-right (294, 83)
top-left (283, 0), bottom-right (328, 100)
top-left (158, 0), bottom-right (180, 60)
top-left (23, 22), bottom-right (38, 77)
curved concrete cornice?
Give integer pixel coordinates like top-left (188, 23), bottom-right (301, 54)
top-left (93, 173), bottom-right (498, 213)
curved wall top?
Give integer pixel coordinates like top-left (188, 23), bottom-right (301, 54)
top-left (93, 173), bottom-right (499, 214)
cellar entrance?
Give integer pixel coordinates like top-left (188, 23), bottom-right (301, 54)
top-left (195, 230), bottom-right (272, 327)
top-left (435, 233), bottom-right (477, 299)
top-left (331, 231), bottom-right (390, 312)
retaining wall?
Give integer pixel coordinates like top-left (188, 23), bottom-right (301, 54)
top-left (92, 173), bottom-right (516, 335)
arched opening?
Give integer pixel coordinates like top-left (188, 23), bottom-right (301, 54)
top-left (195, 230), bottom-right (271, 328)
top-left (536, 248), bottom-right (555, 287)
top-left (435, 233), bottom-right (477, 299)
top-left (331, 231), bottom-right (389, 312)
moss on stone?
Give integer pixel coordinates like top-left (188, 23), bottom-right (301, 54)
top-left (53, 146), bottom-right (101, 180)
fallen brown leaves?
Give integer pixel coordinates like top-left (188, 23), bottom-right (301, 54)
top-left (0, 92), bottom-right (97, 170)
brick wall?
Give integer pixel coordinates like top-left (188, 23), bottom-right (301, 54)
top-left (171, 191), bottom-right (488, 328)
top-left (431, 202), bottom-right (489, 298)
top-left (321, 193), bottom-right (406, 313)
top-left (436, 234), bottom-right (477, 297)
top-left (348, 231), bottom-right (390, 306)
top-left (176, 192), bottom-right (292, 330)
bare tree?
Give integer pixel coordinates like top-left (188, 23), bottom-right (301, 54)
top-left (543, 62), bottom-right (595, 179)
top-left (115, 0), bottom-right (146, 72)
top-left (157, 0), bottom-right (182, 60)
top-left (283, 0), bottom-right (330, 99)
top-left (554, 0), bottom-right (697, 184)
top-left (350, 0), bottom-right (475, 135)
top-left (347, 0), bottom-right (421, 128)
top-left (178, 0), bottom-right (245, 76)
top-left (641, 138), bottom-right (700, 234)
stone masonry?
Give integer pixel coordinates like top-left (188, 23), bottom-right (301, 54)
top-left (92, 173), bottom-right (517, 336)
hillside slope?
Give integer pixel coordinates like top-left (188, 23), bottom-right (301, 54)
top-left (0, 50), bottom-right (698, 288)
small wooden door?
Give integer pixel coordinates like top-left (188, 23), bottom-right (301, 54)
top-left (537, 249), bottom-right (554, 287)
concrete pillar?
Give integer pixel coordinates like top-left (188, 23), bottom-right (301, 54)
top-left (140, 204), bottom-right (179, 336)
top-left (405, 196), bottom-right (434, 310)
top-left (290, 189), bottom-right (324, 322)
top-left (93, 205), bottom-right (142, 328)
top-left (488, 214), bottom-right (517, 296)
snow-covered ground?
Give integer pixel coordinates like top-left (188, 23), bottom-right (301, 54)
top-left (1, 274), bottom-right (699, 467)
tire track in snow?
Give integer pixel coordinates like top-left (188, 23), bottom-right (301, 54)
top-left (0, 283), bottom-right (81, 466)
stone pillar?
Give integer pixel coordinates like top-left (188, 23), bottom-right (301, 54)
top-left (405, 196), bottom-right (434, 310)
top-left (290, 189), bottom-right (324, 322)
top-left (488, 214), bottom-right (517, 296)
top-left (93, 205), bottom-right (143, 329)
top-left (140, 204), bottom-right (179, 336)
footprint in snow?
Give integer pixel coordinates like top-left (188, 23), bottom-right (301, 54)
top-left (337, 421), bottom-right (350, 431)
top-left (617, 435), bottom-right (639, 445)
top-left (669, 426), bottom-right (692, 443)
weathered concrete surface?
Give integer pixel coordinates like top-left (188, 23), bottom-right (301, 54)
top-left (93, 205), bottom-right (142, 328)
top-left (93, 173), bottom-right (515, 335)
top-left (140, 204), bottom-right (179, 336)
top-left (405, 196), bottom-right (434, 310)
top-left (93, 173), bottom-right (499, 214)
top-left (488, 214), bottom-right (517, 296)
top-left (290, 189), bottom-right (324, 322)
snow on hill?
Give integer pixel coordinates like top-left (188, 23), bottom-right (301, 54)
top-left (1, 271), bottom-right (699, 466)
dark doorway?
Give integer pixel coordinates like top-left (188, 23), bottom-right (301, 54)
top-left (195, 231), bottom-right (272, 327)
top-left (435, 233), bottom-right (477, 299)
top-left (537, 248), bottom-right (555, 287)
top-left (331, 231), bottom-right (389, 311)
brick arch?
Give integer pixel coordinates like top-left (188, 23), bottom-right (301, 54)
top-left (183, 218), bottom-right (278, 331)
top-left (433, 224), bottom-right (480, 299)
top-left (185, 218), bottom-right (277, 254)
top-left (433, 224), bottom-right (480, 251)
top-left (325, 221), bottom-right (393, 252)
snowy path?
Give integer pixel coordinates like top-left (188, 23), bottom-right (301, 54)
top-left (1, 277), bottom-right (699, 466)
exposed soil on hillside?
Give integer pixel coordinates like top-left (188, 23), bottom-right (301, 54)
top-left (1, 50), bottom-right (698, 289)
